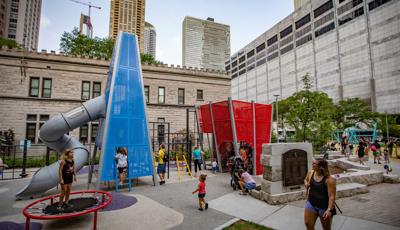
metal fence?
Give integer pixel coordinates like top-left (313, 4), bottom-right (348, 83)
top-left (0, 143), bottom-right (59, 180)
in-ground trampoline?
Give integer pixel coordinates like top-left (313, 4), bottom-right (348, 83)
top-left (23, 190), bottom-right (112, 230)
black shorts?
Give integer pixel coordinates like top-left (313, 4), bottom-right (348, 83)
top-left (118, 167), bottom-right (127, 174)
top-left (198, 193), bottom-right (206, 198)
top-left (62, 174), bottom-right (73, 184)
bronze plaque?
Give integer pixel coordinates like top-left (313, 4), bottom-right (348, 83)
top-left (282, 149), bottom-right (308, 187)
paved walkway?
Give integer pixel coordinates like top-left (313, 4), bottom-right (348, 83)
top-left (0, 155), bottom-right (399, 230)
top-left (210, 192), bottom-right (399, 230)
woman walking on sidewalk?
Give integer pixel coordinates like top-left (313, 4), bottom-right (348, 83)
top-left (304, 158), bottom-right (337, 230)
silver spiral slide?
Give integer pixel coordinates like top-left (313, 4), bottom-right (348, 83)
top-left (16, 95), bottom-right (105, 198)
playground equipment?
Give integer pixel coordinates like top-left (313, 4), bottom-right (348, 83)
top-left (198, 98), bottom-right (273, 175)
top-left (16, 32), bottom-right (156, 197)
top-left (333, 123), bottom-right (378, 145)
top-left (175, 154), bottom-right (193, 181)
top-left (23, 190), bottom-right (112, 230)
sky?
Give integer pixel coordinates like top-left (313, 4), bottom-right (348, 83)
top-left (39, 0), bottom-right (294, 65)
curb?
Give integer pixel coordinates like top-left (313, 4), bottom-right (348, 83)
top-left (213, 218), bottom-right (240, 230)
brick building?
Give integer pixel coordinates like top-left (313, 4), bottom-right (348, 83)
top-left (0, 48), bottom-right (230, 152)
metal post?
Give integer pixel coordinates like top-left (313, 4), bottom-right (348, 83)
top-left (385, 112), bottom-right (389, 141)
top-left (209, 102), bottom-right (222, 173)
top-left (167, 122), bottom-right (170, 179)
top-left (186, 108), bottom-right (191, 172)
top-left (252, 101), bottom-right (257, 175)
top-left (274, 94), bottom-right (280, 143)
top-left (45, 147), bottom-right (50, 166)
top-left (20, 139), bottom-right (28, 177)
top-left (195, 105), bottom-right (206, 170)
top-left (88, 144), bottom-right (97, 186)
top-left (228, 97), bottom-right (239, 157)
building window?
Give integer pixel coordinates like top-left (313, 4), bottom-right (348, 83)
top-left (246, 50), bottom-right (255, 58)
top-left (91, 123), bottom-right (98, 143)
top-left (41, 78), bottom-right (52, 98)
top-left (26, 123), bottom-right (36, 142)
top-left (26, 114), bottom-right (37, 142)
top-left (178, 88), bottom-right (185, 105)
top-left (81, 81), bottom-right (90, 100)
top-left (267, 35), bottom-right (278, 46)
top-left (197, 89), bottom-right (203, 101)
top-left (280, 25), bottom-right (293, 39)
top-left (313, 0), bottom-right (333, 19)
top-left (38, 115), bottom-right (49, 143)
top-left (368, 0), bottom-right (391, 11)
top-left (79, 124), bottom-right (88, 143)
top-left (295, 14), bottom-right (311, 29)
top-left (315, 22), bottom-right (335, 37)
top-left (339, 7), bottom-right (364, 26)
top-left (92, 82), bottom-right (101, 98)
top-left (144, 85), bottom-right (149, 103)
top-left (29, 77), bottom-right (40, 97)
top-left (158, 87), bottom-right (165, 104)
top-left (256, 43), bottom-right (266, 53)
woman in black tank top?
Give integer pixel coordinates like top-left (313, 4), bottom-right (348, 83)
top-left (58, 149), bottom-right (76, 210)
top-left (304, 158), bottom-right (337, 230)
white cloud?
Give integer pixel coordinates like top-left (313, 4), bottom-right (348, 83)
top-left (40, 15), bottom-right (50, 29)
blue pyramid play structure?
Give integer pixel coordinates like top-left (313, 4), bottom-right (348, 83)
top-left (97, 32), bottom-right (156, 187)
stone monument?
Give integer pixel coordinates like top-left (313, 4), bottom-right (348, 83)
top-left (260, 143), bottom-right (313, 204)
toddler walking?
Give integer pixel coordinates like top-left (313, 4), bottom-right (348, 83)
top-left (212, 158), bottom-right (218, 174)
top-left (192, 174), bottom-right (208, 211)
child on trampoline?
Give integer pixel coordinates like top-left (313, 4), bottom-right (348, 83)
top-left (58, 149), bottom-right (76, 210)
top-left (192, 174), bottom-right (208, 211)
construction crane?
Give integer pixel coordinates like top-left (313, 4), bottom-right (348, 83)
top-left (68, 0), bottom-right (101, 18)
top-left (68, 0), bottom-right (101, 38)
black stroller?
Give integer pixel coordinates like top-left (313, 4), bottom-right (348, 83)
top-left (229, 155), bottom-right (244, 191)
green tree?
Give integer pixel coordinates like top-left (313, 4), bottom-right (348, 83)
top-left (60, 28), bottom-right (163, 64)
top-left (140, 53), bottom-right (162, 65)
top-left (0, 38), bottom-right (20, 49)
top-left (377, 114), bottom-right (400, 139)
top-left (332, 98), bottom-right (379, 130)
top-left (284, 73), bottom-right (335, 147)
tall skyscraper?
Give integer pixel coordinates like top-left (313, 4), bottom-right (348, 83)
top-left (182, 16), bottom-right (230, 71)
top-left (144, 21), bottom-right (156, 58)
top-left (109, 0), bottom-right (145, 53)
top-left (0, 0), bottom-right (42, 50)
top-left (294, 0), bottom-right (309, 10)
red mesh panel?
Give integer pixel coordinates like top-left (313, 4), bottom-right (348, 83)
top-left (197, 105), bottom-right (213, 133)
top-left (197, 100), bottom-right (272, 175)
top-left (254, 103), bottom-right (273, 175)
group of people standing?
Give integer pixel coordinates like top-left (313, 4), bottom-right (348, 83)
top-left (340, 137), bottom-right (393, 167)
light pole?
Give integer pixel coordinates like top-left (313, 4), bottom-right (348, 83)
top-left (273, 94), bottom-right (280, 143)
top-left (385, 111), bottom-right (389, 141)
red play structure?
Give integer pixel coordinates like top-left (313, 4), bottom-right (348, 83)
top-left (197, 98), bottom-right (273, 175)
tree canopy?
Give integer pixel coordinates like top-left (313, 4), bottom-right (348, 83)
top-left (59, 28), bottom-right (162, 65)
top-left (275, 73), bottom-right (392, 148)
top-left (0, 38), bottom-right (20, 49)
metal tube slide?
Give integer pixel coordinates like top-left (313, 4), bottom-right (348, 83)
top-left (16, 96), bottom-right (105, 198)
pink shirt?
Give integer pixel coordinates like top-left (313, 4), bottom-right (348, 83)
top-left (241, 172), bottom-right (256, 184)
top-left (198, 181), bottom-right (206, 194)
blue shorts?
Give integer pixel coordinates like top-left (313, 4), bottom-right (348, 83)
top-left (305, 200), bottom-right (325, 217)
top-left (245, 182), bottom-right (256, 190)
top-left (157, 164), bottom-right (166, 174)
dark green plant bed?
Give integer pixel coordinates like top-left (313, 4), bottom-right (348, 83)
top-left (223, 220), bottom-right (274, 230)
top-left (3, 156), bottom-right (99, 168)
